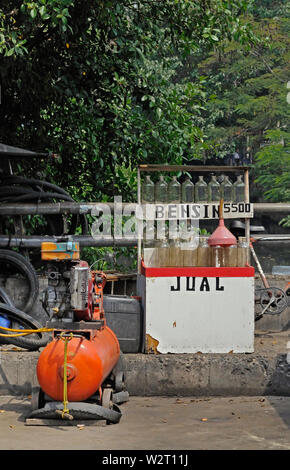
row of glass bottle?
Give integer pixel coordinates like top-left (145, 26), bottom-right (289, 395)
top-left (143, 236), bottom-right (249, 268)
top-left (141, 174), bottom-right (245, 204)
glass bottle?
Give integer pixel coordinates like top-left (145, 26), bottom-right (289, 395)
top-left (143, 246), bottom-right (159, 267)
top-left (168, 176), bottom-right (181, 203)
top-left (154, 175), bottom-right (168, 203)
top-left (197, 236), bottom-right (210, 267)
top-left (181, 176), bottom-right (194, 203)
top-left (210, 244), bottom-right (225, 267)
top-left (233, 175), bottom-right (245, 203)
top-left (224, 244), bottom-right (238, 267)
top-left (237, 236), bottom-right (249, 267)
top-left (180, 234), bottom-right (199, 267)
top-left (208, 174), bottom-right (220, 202)
top-left (220, 175), bottom-right (233, 202)
top-left (156, 236), bottom-right (170, 267)
top-left (169, 236), bottom-right (181, 266)
top-left (141, 175), bottom-right (155, 203)
top-left (195, 175), bottom-right (208, 202)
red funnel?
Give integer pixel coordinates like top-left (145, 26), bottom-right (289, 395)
top-left (208, 200), bottom-right (237, 247)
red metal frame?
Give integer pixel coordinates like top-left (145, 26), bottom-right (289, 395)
top-left (141, 260), bottom-right (255, 278)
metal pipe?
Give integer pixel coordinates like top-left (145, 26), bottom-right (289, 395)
top-left (0, 201), bottom-right (289, 216)
top-left (0, 235), bottom-right (138, 248)
top-left (0, 202), bottom-right (118, 215)
top-left (0, 233), bottom-right (288, 249)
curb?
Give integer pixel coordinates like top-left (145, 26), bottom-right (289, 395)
top-left (0, 348), bottom-right (290, 397)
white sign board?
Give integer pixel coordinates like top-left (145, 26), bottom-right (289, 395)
top-left (140, 272), bottom-right (255, 354)
top-left (139, 202), bottom-right (254, 220)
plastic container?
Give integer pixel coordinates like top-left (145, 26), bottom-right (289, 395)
top-left (168, 176), bottom-right (181, 203)
top-left (154, 175), bottom-right (168, 203)
top-left (195, 176), bottom-right (208, 202)
top-left (141, 175), bottom-right (155, 203)
top-left (103, 295), bottom-right (142, 353)
top-left (0, 314), bottom-right (11, 328)
top-left (233, 175), bottom-right (245, 202)
top-left (208, 174), bottom-right (220, 202)
top-left (181, 177), bottom-right (194, 203)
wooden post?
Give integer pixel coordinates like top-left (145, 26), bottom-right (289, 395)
top-left (137, 167), bottom-right (142, 274)
top-left (244, 168), bottom-right (250, 264)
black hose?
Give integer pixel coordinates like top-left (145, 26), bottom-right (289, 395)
top-left (0, 249), bottom-right (39, 313)
top-left (0, 286), bottom-right (14, 307)
top-left (0, 300), bottom-right (50, 350)
top-left (0, 176), bottom-right (73, 198)
top-left (0, 176), bottom-right (88, 235)
top-left (0, 191), bottom-right (74, 202)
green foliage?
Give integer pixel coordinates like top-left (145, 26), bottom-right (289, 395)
top-left (0, 0), bottom-right (261, 268)
top-left (197, 2), bottom-right (290, 161)
top-left (254, 129), bottom-right (290, 226)
top-left (0, 0), bottom-right (254, 203)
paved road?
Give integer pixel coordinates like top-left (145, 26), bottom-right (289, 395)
top-left (0, 395), bottom-right (289, 450)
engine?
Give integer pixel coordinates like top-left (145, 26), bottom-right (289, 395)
top-left (42, 259), bottom-right (105, 322)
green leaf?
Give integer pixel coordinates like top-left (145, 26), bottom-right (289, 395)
top-left (30, 8), bottom-right (37, 19)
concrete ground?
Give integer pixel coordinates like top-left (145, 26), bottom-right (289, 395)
top-left (0, 395), bottom-right (289, 450)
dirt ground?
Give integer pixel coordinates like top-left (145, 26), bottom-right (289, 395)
top-left (0, 395), bottom-right (289, 451)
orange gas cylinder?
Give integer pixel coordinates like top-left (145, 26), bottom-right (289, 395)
top-left (36, 325), bottom-right (120, 402)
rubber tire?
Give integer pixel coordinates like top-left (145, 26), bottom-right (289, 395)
top-left (112, 391), bottom-right (130, 405)
top-left (102, 388), bottom-right (113, 409)
top-left (28, 401), bottom-right (122, 423)
top-left (114, 371), bottom-right (125, 392)
top-left (0, 302), bottom-right (50, 350)
top-left (31, 386), bottom-right (46, 411)
top-left (0, 287), bottom-right (14, 307)
top-left (0, 249), bottom-right (39, 313)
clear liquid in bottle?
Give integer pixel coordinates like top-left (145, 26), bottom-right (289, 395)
top-left (220, 175), bottom-right (233, 202)
top-left (168, 176), bottom-right (181, 203)
top-left (154, 175), bottom-right (168, 203)
top-left (233, 175), bottom-right (245, 203)
top-left (141, 175), bottom-right (155, 203)
top-left (180, 235), bottom-right (198, 266)
top-left (197, 236), bottom-right (210, 266)
top-left (195, 175), bottom-right (208, 202)
top-left (211, 245), bottom-right (225, 267)
top-left (237, 236), bottom-right (248, 266)
top-left (224, 244), bottom-right (238, 267)
top-left (169, 237), bottom-right (182, 266)
top-left (157, 237), bottom-right (170, 267)
top-left (181, 176), bottom-right (194, 203)
top-left (208, 174), bottom-right (220, 202)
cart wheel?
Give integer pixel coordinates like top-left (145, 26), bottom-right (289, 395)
top-left (31, 386), bottom-right (45, 411)
top-left (102, 388), bottom-right (113, 409)
top-left (260, 287), bottom-right (288, 315)
top-left (114, 371), bottom-right (125, 393)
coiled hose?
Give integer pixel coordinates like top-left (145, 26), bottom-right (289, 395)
top-left (0, 249), bottom-right (39, 313)
top-left (0, 249), bottom-right (51, 350)
top-left (0, 288), bottom-right (51, 350)
top-left (0, 175), bottom-right (88, 235)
